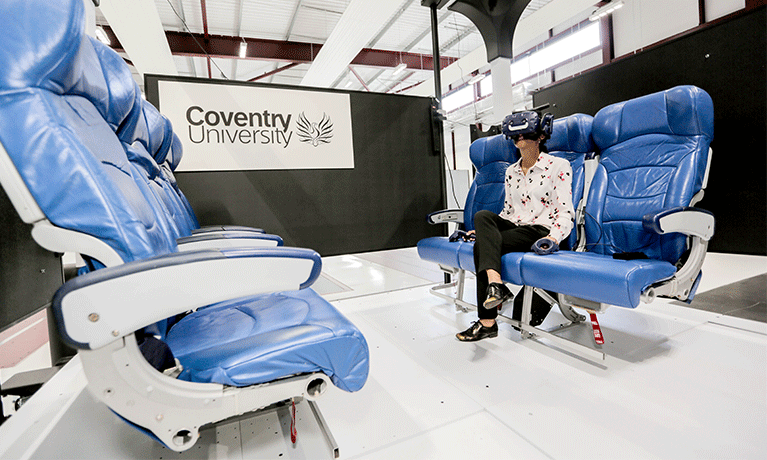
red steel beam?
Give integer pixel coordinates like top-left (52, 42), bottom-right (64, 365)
top-left (102, 26), bottom-right (457, 72)
top-left (248, 62), bottom-right (301, 82)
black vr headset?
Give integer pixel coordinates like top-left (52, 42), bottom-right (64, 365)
top-left (502, 111), bottom-right (554, 140)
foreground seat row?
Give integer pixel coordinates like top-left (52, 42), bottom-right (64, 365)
top-left (0, 0), bottom-right (368, 452)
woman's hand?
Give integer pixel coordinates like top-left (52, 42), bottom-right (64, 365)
top-left (531, 236), bottom-right (559, 255)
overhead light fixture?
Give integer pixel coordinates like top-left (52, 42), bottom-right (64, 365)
top-left (589, 0), bottom-right (624, 22)
top-left (345, 80), bottom-right (353, 88)
top-left (95, 26), bottom-right (111, 46)
top-left (468, 73), bottom-right (486, 85)
top-left (239, 40), bottom-right (248, 58)
top-left (392, 62), bottom-right (407, 76)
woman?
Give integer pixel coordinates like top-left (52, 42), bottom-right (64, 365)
top-left (456, 111), bottom-right (574, 342)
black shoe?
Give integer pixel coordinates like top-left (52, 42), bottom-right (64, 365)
top-left (483, 283), bottom-right (513, 309)
top-left (456, 320), bottom-right (498, 342)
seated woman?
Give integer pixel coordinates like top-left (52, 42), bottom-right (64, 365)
top-left (456, 111), bottom-right (575, 342)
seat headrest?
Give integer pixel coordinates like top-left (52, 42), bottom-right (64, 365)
top-left (114, 82), bottom-right (150, 144)
top-left (168, 133), bottom-right (184, 170)
top-left (142, 102), bottom-right (172, 162)
top-left (593, 85), bottom-right (714, 150)
top-left (90, 39), bottom-right (142, 131)
top-left (0, 0), bottom-right (84, 91)
top-left (469, 134), bottom-right (519, 170)
top-left (0, 1), bottom-right (118, 117)
top-left (154, 115), bottom-right (175, 165)
top-left (548, 113), bottom-right (594, 159)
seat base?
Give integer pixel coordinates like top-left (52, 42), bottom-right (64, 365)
top-left (165, 288), bottom-right (369, 393)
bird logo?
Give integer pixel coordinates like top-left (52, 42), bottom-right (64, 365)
top-left (296, 112), bottom-right (333, 147)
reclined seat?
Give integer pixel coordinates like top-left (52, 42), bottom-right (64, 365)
top-left (519, 86), bottom-right (714, 341)
top-left (417, 113), bottom-right (594, 309)
top-left (0, 0), bottom-right (368, 453)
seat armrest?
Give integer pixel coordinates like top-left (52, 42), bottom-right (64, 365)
top-left (642, 207), bottom-right (715, 240)
top-left (52, 247), bottom-right (322, 350)
top-left (177, 231), bottom-right (283, 250)
top-left (427, 209), bottom-right (464, 225)
top-left (191, 225), bottom-right (264, 235)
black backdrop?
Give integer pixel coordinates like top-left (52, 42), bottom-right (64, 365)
top-left (146, 76), bottom-right (446, 256)
top-left (534, 7), bottom-right (766, 255)
top-left (0, 192), bottom-right (62, 332)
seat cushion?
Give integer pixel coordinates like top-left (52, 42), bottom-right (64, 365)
top-left (165, 288), bottom-right (369, 392)
top-left (520, 251), bottom-right (677, 308)
top-left (417, 237), bottom-right (525, 285)
top-left (417, 236), bottom-right (473, 271)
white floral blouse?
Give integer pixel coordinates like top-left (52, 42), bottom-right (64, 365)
top-left (499, 152), bottom-right (575, 244)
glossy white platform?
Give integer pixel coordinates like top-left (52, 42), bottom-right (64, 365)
top-left (1, 249), bottom-right (765, 459)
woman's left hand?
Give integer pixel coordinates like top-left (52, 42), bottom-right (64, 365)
top-left (531, 237), bottom-right (559, 255)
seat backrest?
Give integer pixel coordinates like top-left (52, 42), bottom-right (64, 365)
top-left (463, 134), bottom-right (520, 230)
top-left (158, 133), bottom-right (201, 229)
top-left (587, 85), bottom-right (714, 263)
top-left (546, 113), bottom-right (595, 249)
top-left (0, 0), bottom-right (177, 264)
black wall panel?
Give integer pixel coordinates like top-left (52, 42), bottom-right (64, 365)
top-left (146, 78), bottom-right (446, 256)
top-left (534, 8), bottom-right (766, 255)
top-left (0, 192), bottom-right (62, 333)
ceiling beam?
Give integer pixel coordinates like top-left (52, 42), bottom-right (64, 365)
top-left (97, 0), bottom-right (177, 78)
top-left (366, 0), bottom-right (414, 48)
top-left (200, 0), bottom-right (211, 78)
top-left (348, 66), bottom-right (370, 91)
top-left (248, 62), bottom-right (301, 82)
top-left (300, 0), bottom-right (408, 87)
top-left (101, 26), bottom-right (457, 72)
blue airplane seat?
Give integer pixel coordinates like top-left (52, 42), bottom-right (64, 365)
top-left (520, 86), bottom-right (715, 309)
top-left (0, 0), bottom-right (369, 452)
top-left (416, 133), bottom-right (520, 279)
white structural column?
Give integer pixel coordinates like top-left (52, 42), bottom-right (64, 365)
top-left (490, 57), bottom-right (514, 123)
top-left (406, 0), bottom-right (598, 99)
top-left (300, 0), bottom-right (406, 88)
top-left (97, 0), bottom-right (177, 78)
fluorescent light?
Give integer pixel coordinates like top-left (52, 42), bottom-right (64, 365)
top-left (392, 62), bottom-right (407, 76)
top-left (239, 40), bottom-right (247, 58)
top-left (345, 80), bottom-right (353, 88)
top-left (95, 26), bottom-right (110, 45)
top-left (589, 0), bottom-right (624, 21)
top-left (468, 73), bottom-right (486, 85)
top-left (511, 22), bottom-right (600, 81)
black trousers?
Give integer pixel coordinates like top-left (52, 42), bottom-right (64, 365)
top-left (473, 210), bottom-right (549, 320)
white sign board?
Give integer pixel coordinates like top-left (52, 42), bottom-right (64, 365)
top-left (158, 80), bottom-right (355, 171)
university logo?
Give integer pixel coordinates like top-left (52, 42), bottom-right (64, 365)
top-left (296, 112), bottom-right (333, 147)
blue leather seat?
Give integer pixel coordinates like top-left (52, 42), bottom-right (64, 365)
top-left (520, 86), bottom-right (714, 309)
top-left (0, 0), bottom-right (368, 452)
top-left (417, 133), bottom-right (519, 275)
top-left (417, 113), bottom-right (594, 290)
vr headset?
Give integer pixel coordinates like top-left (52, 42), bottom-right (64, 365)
top-left (502, 111), bottom-right (554, 140)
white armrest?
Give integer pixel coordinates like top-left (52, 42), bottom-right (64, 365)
top-left (643, 207), bottom-right (715, 241)
top-left (176, 232), bottom-right (282, 251)
top-left (32, 221), bottom-right (125, 267)
top-left (427, 209), bottom-right (464, 225)
top-left (191, 225), bottom-right (264, 235)
top-left (53, 247), bottom-right (321, 350)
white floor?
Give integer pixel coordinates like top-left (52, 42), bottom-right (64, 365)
top-left (2, 249), bottom-right (766, 459)
top-left (311, 249), bottom-right (767, 460)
